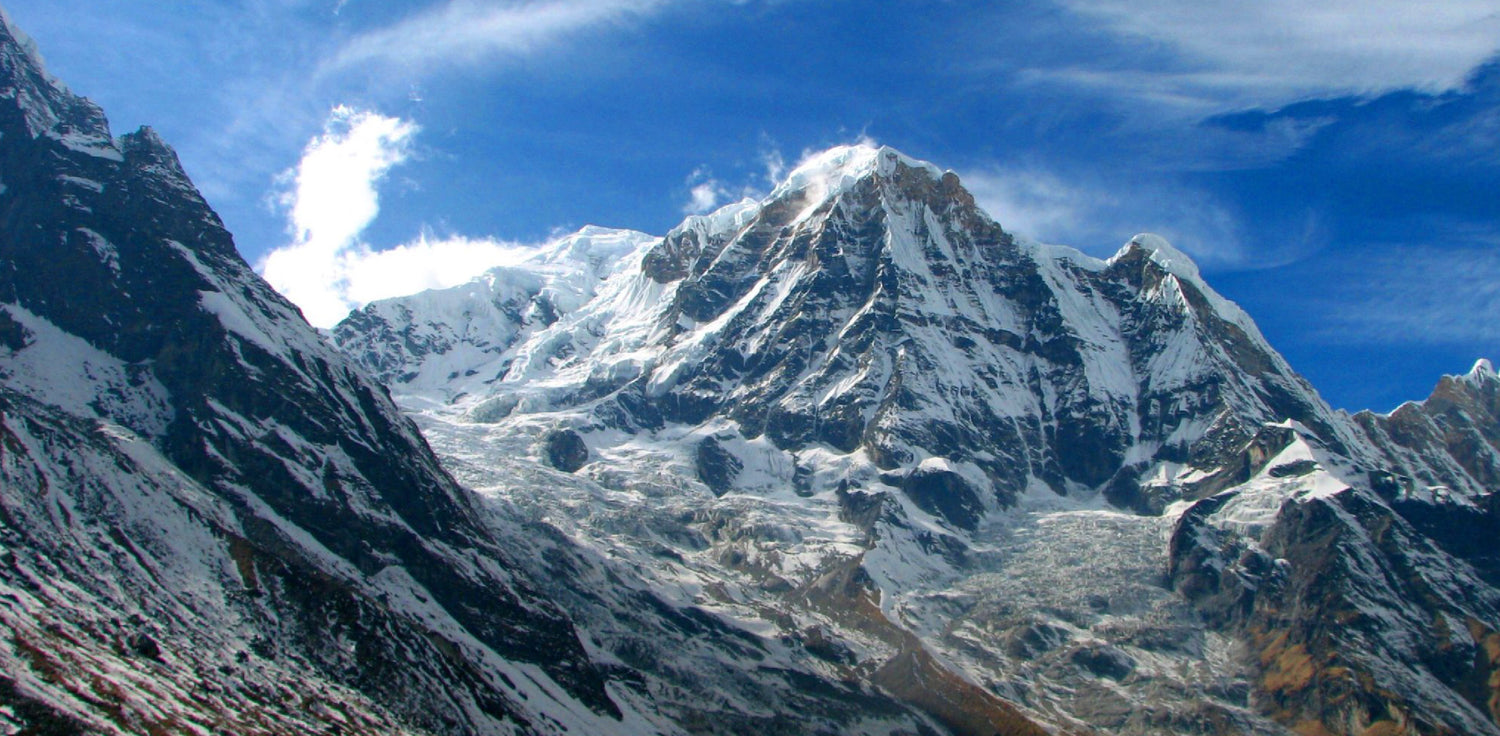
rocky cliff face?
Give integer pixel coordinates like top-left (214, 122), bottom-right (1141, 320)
top-left (0, 13), bottom-right (943, 736)
top-left (1170, 361), bottom-right (1500, 736)
top-left (1351, 360), bottom-right (1500, 496)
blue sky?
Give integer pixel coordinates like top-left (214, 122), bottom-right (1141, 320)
top-left (6, 0), bottom-right (1499, 412)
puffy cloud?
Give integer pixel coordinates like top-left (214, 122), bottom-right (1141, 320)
top-left (681, 166), bottom-right (734, 214)
top-left (258, 106), bottom-right (532, 327)
top-left (259, 106), bottom-right (417, 326)
top-left (338, 233), bottom-right (538, 307)
top-left (684, 181), bottom-right (721, 214)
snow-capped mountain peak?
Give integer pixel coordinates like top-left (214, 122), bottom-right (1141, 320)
top-left (1113, 231), bottom-right (1202, 280)
top-left (769, 143), bottom-right (948, 204)
top-left (342, 145), bottom-right (1354, 521)
top-left (337, 142), bottom-right (1500, 735)
top-left (333, 226), bottom-right (658, 404)
top-left (1467, 356), bottom-right (1496, 383)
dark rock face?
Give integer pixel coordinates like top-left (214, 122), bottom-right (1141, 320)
top-left (1069, 644), bottom-right (1136, 681)
top-left (899, 466), bottom-right (983, 531)
top-left (694, 436), bottom-right (742, 495)
top-left (544, 428), bottom-right (589, 472)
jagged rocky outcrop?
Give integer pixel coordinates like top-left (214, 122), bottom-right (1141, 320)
top-left (1352, 359), bottom-right (1500, 496)
top-left (1168, 415), bottom-right (1500, 735)
top-left (0, 13), bottom-right (945, 736)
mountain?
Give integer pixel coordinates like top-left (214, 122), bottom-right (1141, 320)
top-left (338, 146), bottom-right (1500, 734)
top-left (1171, 369), bottom-right (1500, 734)
top-left (3, 4), bottom-right (1496, 732)
top-left (0, 12), bottom-right (951, 736)
top-left (344, 146), bottom-right (1360, 515)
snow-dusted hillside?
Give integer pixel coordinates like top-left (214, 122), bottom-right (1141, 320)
top-left (340, 144), bottom-right (1500, 735)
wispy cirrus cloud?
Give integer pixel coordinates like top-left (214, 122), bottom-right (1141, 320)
top-left (1044, 0), bottom-right (1500, 105)
top-left (679, 144), bottom-right (790, 215)
top-left (1310, 241), bottom-right (1500, 346)
top-left (324, 0), bottom-right (669, 77)
top-left (956, 165), bottom-right (1300, 268)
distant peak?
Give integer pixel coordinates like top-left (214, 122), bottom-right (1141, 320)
top-left (1112, 233), bottom-right (1203, 282)
top-left (1464, 358), bottom-right (1496, 382)
top-left (121, 126), bottom-right (178, 160)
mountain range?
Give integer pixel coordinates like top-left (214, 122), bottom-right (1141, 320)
top-left (3, 9), bottom-right (1499, 736)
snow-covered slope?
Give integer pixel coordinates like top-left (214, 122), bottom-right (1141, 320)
top-left (334, 226), bottom-right (655, 407)
top-left (340, 144), bottom-right (1500, 735)
top-left (0, 14), bottom-right (948, 736)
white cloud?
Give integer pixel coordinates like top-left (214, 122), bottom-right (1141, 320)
top-left (340, 233), bottom-right (539, 306)
top-left (682, 166), bottom-right (738, 214)
top-left (759, 145), bottom-right (786, 186)
top-left (684, 181), bottom-right (721, 214)
top-left (280, 106), bottom-right (416, 257)
top-left (1314, 243), bottom-right (1500, 345)
top-left (958, 166), bottom-right (1296, 269)
top-left (1049, 0), bottom-right (1500, 104)
top-left (958, 167), bottom-right (1109, 246)
top-left (258, 106), bottom-right (533, 327)
top-left (681, 160), bottom-right (784, 215)
top-left (260, 106), bottom-right (417, 326)
top-left (326, 0), bottom-right (667, 76)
